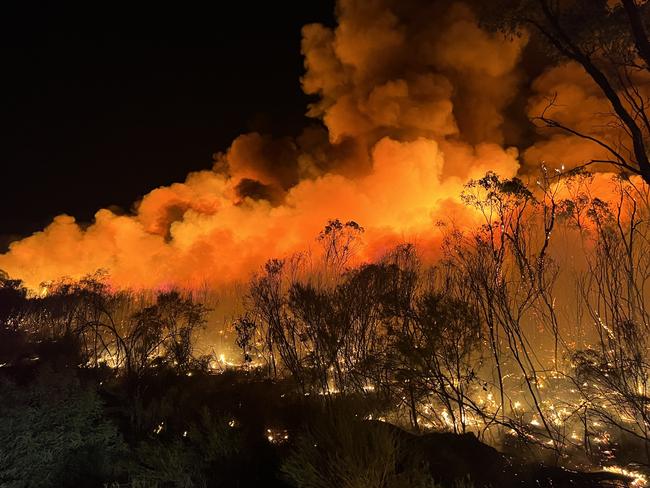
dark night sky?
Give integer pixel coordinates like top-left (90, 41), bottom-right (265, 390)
top-left (0, 1), bottom-right (334, 245)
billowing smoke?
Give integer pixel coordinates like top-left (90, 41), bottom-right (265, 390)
top-left (0, 0), bottom-right (626, 290)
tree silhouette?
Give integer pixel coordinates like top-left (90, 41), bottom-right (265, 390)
top-left (483, 0), bottom-right (650, 183)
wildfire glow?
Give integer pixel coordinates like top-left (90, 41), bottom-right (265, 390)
top-left (4, 2), bottom-right (650, 486)
top-left (0, 0), bottom-right (605, 291)
top-left (603, 466), bottom-right (648, 487)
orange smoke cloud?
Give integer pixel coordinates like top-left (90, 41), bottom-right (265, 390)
top-left (524, 61), bottom-right (650, 171)
top-left (302, 1), bottom-right (525, 146)
top-left (1, 0), bottom-right (629, 291)
top-left (2, 135), bottom-right (519, 290)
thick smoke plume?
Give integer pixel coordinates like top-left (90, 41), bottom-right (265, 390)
top-left (0, 0), bottom-right (628, 290)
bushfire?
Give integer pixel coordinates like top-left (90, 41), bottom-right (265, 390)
top-left (3, 0), bottom-right (650, 486)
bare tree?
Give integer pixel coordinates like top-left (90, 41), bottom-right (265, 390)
top-left (483, 0), bottom-right (650, 183)
top-left (563, 174), bottom-right (650, 463)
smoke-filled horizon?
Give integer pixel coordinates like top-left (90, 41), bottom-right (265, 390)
top-left (0, 0), bottom-right (642, 290)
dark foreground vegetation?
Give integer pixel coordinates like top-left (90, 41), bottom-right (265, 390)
top-left (1, 172), bottom-right (649, 487)
top-left (0, 314), bottom-right (633, 488)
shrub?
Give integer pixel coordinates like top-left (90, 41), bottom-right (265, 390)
top-left (0, 367), bottom-right (126, 488)
top-left (129, 408), bottom-right (242, 488)
top-left (281, 412), bottom-right (440, 488)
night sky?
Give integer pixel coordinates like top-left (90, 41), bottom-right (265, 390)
top-left (0, 1), bottom-right (334, 246)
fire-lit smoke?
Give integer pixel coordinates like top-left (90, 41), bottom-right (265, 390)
top-left (523, 61), bottom-right (650, 171)
top-left (0, 0), bottom-right (636, 290)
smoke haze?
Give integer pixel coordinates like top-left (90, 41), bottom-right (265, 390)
top-left (0, 0), bottom-right (633, 290)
